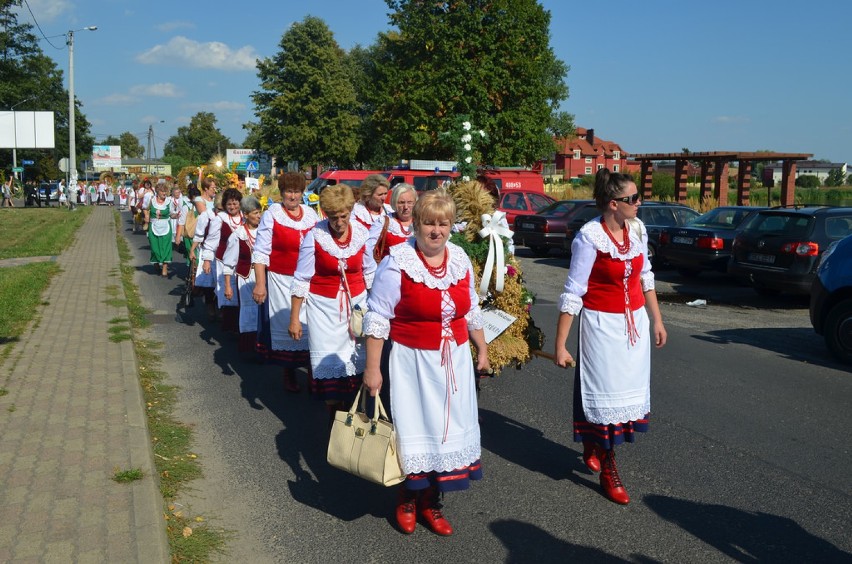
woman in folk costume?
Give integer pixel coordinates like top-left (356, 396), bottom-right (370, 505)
top-left (175, 184), bottom-right (200, 267)
top-left (365, 182), bottom-right (417, 262)
top-left (289, 184), bottom-right (376, 418)
top-left (363, 191), bottom-right (489, 537)
top-left (554, 168), bottom-right (667, 505)
top-left (223, 196), bottom-right (262, 357)
top-left (350, 173), bottom-right (392, 229)
top-left (144, 181), bottom-right (174, 277)
top-left (252, 172), bottom-right (319, 392)
top-left (202, 188), bottom-right (244, 333)
top-left (190, 178), bottom-right (220, 319)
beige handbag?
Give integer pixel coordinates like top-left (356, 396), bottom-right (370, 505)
top-left (327, 387), bottom-right (405, 487)
top-left (340, 263), bottom-right (365, 337)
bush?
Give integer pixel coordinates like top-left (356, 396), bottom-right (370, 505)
top-left (796, 175), bottom-right (821, 188)
top-left (651, 172), bottom-right (674, 199)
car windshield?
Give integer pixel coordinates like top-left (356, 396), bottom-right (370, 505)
top-left (747, 213), bottom-right (813, 238)
top-left (529, 193), bottom-right (555, 211)
top-left (688, 207), bottom-right (754, 229)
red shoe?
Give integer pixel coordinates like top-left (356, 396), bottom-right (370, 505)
top-left (395, 488), bottom-right (417, 534)
top-left (600, 450), bottom-right (630, 505)
top-left (283, 369), bottom-right (301, 393)
top-left (419, 487), bottom-right (453, 536)
top-left (583, 441), bottom-right (602, 473)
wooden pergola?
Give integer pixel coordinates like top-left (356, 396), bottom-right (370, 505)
top-left (631, 151), bottom-right (813, 206)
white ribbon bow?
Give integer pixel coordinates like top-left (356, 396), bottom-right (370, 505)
top-left (478, 211), bottom-right (514, 298)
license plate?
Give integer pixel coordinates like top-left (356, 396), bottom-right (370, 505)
top-left (748, 252), bottom-right (775, 264)
top-left (519, 222), bottom-right (535, 230)
top-left (673, 236), bottom-right (694, 245)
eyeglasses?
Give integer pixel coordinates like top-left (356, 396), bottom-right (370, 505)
top-left (613, 193), bottom-right (641, 205)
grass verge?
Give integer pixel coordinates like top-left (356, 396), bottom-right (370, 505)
top-left (114, 211), bottom-right (228, 561)
top-left (0, 206), bottom-right (92, 259)
top-left (0, 262), bottom-right (61, 360)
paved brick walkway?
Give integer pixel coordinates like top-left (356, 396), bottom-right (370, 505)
top-left (0, 207), bottom-right (168, 563)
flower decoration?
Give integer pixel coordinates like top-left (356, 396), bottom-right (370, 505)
top-left (439, 115), bottom-right (488, 182)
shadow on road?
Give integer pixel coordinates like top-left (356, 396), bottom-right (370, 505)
top-left (645, 495), bottom-right (851, 562)
top-left (694, 327), bottom-right (839, 367)
top-left (490, 519), bottom-right (632, 563)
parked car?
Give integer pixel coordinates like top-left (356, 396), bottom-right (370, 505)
top-left (658, 206), bottom-right (766, 277)
top-left (496, 190), bottom-right (555, 228)
top-left (809, 234), bottom-right (852, 364)
top-left (562, 201), bottom-right (699, 264)
top-left (729, 206), bottom-right (852, 295)
top-left (37, 181), bottom-right (61, 206)
top-left (514, 200), bottom-right (593, 256)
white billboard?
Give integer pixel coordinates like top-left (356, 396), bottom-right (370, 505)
top-left (0, 111), bottom-right (56, 149)
top-left (226, 148), bottom-right (271, 174)
top-left (92, 145), bottom-right (122, 168)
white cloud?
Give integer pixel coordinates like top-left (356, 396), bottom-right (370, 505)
top-left (95, 93), bottom-right (138, 106)
top-left (16, 0), bottom-right (71, 22)
top-left (139, 115), bottom-right (162, 125)
top-left (713, 116), bottom-right (750, 124)
top-left (182, 101), bottom-right (246, 112)
top-left (129, 83), bottom-right (182, 98)
top-left (135, 36), bottom-right (258, 71)
top-left (155, 20), bottom-right (195, 32)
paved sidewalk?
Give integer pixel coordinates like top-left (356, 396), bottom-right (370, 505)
top-left (0, 207), bottom-right (168, 563)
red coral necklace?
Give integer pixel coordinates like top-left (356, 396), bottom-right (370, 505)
top-left (285, 205), bottom-right (303, 221)
top-left (601, 218), bottom-right (630, 253)
top-left (415, 245), bottom-right (448, 278)
top-left (330, 225), bottom-right (351, 248)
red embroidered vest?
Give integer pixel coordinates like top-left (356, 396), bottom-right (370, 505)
top-left (215, 221), bottom-right (234, 261)
top-left (310, 243), bottom-right (367, 299)
top-left (582, 252), bottom-right (645, 313)
top-left (236, 238), bottom-right (252, 278)
top-left (390, 271), bottom-right (471, 350)
top-left (269, 220), bottom-right (308, 276)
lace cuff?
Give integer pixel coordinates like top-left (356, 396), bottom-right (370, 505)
top-left (364, 271), bottom-right (374, 290)
top-left (291, 279), bottom-right (310, 298)
top-left (559, 292), bottom-right (584, 315)
top-left (201, 249), bottom-right (214, 262)
top-left (222, 265), bottom-right (235, 276)
top-left (252, 251), bottom-right (270, 267)
top-left (363, 312), bottom-right (390, 339)
top-left (466, 306), bottom-right (485, 331)
top-left (641, 271), bottom-right (655, 292)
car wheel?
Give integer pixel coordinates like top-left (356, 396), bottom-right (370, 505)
top-left (825, 299), bottom-right (852, 364)
top-left (646, 243), bottom-right (657, 265)
top-left (677, 267), bottom-right (702, 278)
top-left (530, 246), bottom-right (549, 257)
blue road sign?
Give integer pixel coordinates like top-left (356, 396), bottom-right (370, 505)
top-left (22, 160), bottom-right (34, 165)
top-left (245, 161), bottom-right (259, 173)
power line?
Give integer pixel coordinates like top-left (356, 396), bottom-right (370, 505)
top-left (22, 0), bottom-right (64, 50)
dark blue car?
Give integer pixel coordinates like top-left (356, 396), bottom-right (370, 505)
top-left (810, 234), bottom-right (852, 364)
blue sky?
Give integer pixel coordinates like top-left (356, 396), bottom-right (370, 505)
top-left (19, 0), bottom-right (852, 164)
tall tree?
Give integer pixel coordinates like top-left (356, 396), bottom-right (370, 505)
top-left (252, 16), bottom-right (360, 170)
top-left (370, 0), bottom-right (569, 166)
top-left (163, 112), bottom-right (231, 165)
top-left (100, 132), bottom-right (145, 159)
top-left (0, 0), bottom-right (93, 180)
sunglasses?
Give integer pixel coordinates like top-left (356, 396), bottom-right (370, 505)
top-left (613, 193), bottom-right (641, 205)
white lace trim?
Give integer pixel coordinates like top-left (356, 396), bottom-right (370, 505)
top-left (292, 278), bottom-right (310, 298)
top-left (352, 202), bottom-right (386, 226)
top-left (312, 220), bottom-right (369, 259)
top-left (465, 306), bottom-right (484, 330)
top-left (387, 216), bottom-right (414, 238)
top-left (559, 292), bottom-right (584, 315)
top-left (233, 225), bottom-right (256, 242)
top-left (389, 241), bottom-right (470, 290)
top-left (271, 203), bottom-right (318, 230)
top-left (252, 252), bottom-right (270, 266)
top-left (641, 271), bottom-right (655, 292)
top-left (584, 403), bottom-right (650, 426)
top-left (363, 312), bottom-right (390, 339)
top-left (364, 270), bottom-right (374, 289)
top-left (580, 219), bottom-right (645, 261)
top-left (312, 360), bottom-right (360, 379)
top-left (401, 443), bottom-right (481, 475)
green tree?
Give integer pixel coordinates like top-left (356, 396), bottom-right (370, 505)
top-left (101, 132), bottom-right (145, 159)
top-left (795, 175), bottom-right (820, 188)
top-left (252, 16), bottom-right (360, 171)
top-left (548, 111), bottom-right (575, 139)
top-left (825, 168), bottom-right (847, 187)
top-left (0, 0), bottom-right (93, 180)
top-left (163, 112), bottom-right (231, 165)
top-left (369, 0), bottom-right (569, 166)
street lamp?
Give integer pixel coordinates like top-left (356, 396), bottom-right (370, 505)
top-left (9, 96), bottom-right (34, 181)
top-left (67, 25), bottom-right (97, 208)
top-left (147, 120), bottom-right (164, 162)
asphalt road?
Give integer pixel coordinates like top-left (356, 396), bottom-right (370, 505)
top-left (122, 214), bottom-right (852, 564)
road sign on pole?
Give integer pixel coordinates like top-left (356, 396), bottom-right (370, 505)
top-left (22, 160), bottom-right (34, 165)
top-left (245, 161), bottom-right (259, 173)
top-left (12, 167), bottom-right (23, 173)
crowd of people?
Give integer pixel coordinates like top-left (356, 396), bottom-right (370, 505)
top-left (129, 168), bottom-right (666, 535)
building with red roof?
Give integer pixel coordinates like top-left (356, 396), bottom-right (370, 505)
top-left (550, 127), bottom-right (631, 180)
